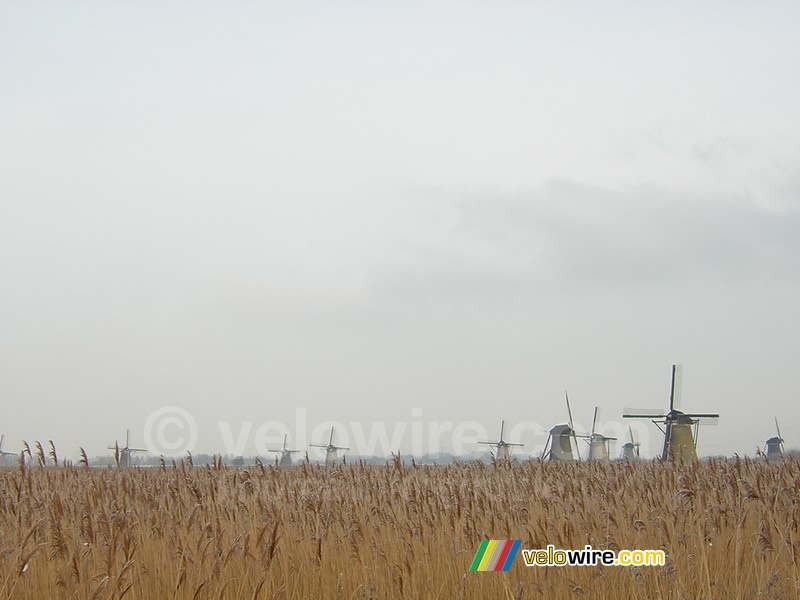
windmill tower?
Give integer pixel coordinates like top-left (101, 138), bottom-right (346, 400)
top-left (310, 427), bottom-right (348, 466)
top-left (478, 421), bottom-right (523, 462)
top-left (587, 407), bottom-right (616, 462)
top-left (0, 435), bottom-right (16, 467)
top-left (623, 365), bottom-right (719, 461)
top-left (620, 426), bottom-right (641, 461)
top-left (765, 418), bottom-right (785, 461)
top-left (542, 392), bottom-right (588, 461)
top-left (108, 430), bottom-right (147, 467)
top-left (269, 434), bottom-right (300, 467)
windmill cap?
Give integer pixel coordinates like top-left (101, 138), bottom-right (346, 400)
top-left (549, 424), bottom-right (573, 436)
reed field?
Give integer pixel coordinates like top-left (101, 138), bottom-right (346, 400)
top-left (1, 457), bottom-right (799, 599)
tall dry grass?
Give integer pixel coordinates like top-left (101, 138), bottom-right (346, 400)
top-left (1, 456), bottom-right (799, 599)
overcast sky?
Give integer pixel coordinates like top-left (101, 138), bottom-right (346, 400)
top-left (2, 2), bottom-right (799, 461)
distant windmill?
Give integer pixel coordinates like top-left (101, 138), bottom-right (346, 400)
top-left (623, 365), bottom-right (719, 461)
top-left (764, 418), bottom-right (785, 461)
top-left (269, 434), bottom-right (300, 467)
top-left (586, 407), bottom-right (616, 462)
top-left (620, 426), bottom-right (641, 461)
top-left (478, 421), bottom-right (523, 462)
top-left (108, 430), bottom-right (146, 467)
top-left (542, 392), bottom-right (588, 461)
top-left (310, 427), bottom-right (348, 466)
top-left (0, 435), bottom-right (16, 466)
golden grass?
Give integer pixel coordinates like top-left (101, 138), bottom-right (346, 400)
top-left (1, 457), bottom-right (799, 599)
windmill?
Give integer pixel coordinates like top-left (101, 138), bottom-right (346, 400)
top-left (623, 365), bottom-right (719, 461)
top-left (269, 434), bottom-right (300, 467)
top-left (310, 427), bottom-right (348, 466)
top-left (542, 392), bottom-right (588, 461)
top-left (586, 407), bottom-right (616, 462)
top-left (764, 418), bottom-right (785, 461)
top-left (620, 426), bottom-right (641, 461)
top-left (478, 420), bottom-right (523, 462)
top-left (0, 435), bottom-right (16, 467)
top-left (108, 430), bottom-right (147, 467)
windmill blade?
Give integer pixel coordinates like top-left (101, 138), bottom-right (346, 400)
top-left (329, 428), bottom-right (335, 446)
top-left (590, 407), bottom-right (598, 438)
top-left (540, 435), bottom-right (551, 460)
top-left (566, 392), bottom-right (575, 429)
top-left (775, 418), bottom-right (785, 453)
top-left (682, 413), bottom-right (720, 420)
top-left (564, 391), bottom-right (581, 460)
top-left (670, 365), bottom-right (683, 411)
top-left (0, 435), bottom-right (4, 451)
top-left (629, 425), bottom-right (635, 445)
top-left (623, 408), bottom-right (666, 418)
top-left (499, 420), bottom-right (505, 443)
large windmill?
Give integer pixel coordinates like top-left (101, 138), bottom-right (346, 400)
top-left (620, 426), bottom-right (641, 461)
top-left (478, 420), bottom-right (523, 462)
top-left (0, 435), bottom-right (16, 466)
top-left (542, 392), bottom-right (588, 461)
top-left (311, 427), bottom-right (348, 466)
top-left (269, 434), bottom-right (300, 467)
top-left (108, 430), bottom-right (147, 467)
top-left (623, 365), bottom-right (719, 461)
top-left (764, 418), bottom-right (785, 461)
top-left (586, 407), bottom-right (616, 462)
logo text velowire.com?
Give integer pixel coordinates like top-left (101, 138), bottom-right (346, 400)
top-left (470, 541), bottom-right (665, 571)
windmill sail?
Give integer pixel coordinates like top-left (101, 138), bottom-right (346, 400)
top-left (765, 418), bottom-right (784, 461)
top-left (620, 426), bottom-right (640, 461)
top-left (478, 420), bottom-right (523, 462)
top-left (108, 429), bottom-right (146, 467)
top-left (269, 434), bottom-right (299, 467)
top-left (623, 364), bottom-right (719, 461)
top-left (543, 394), bottom-right (589, 461)
top-left (566, 392), bottom-right (581, 461)
top-left (587, 407), bottom-right (616, 462)
top-left (311, 428), bottom-right (349, 466)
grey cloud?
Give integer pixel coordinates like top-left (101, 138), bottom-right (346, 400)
top-left (692, 136), bottom-right (755, 168)
top-left (372, 180), bottom-right (800, 301)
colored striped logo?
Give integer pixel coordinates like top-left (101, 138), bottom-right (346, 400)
top-left (469, 539), bottom-right (522, 572)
